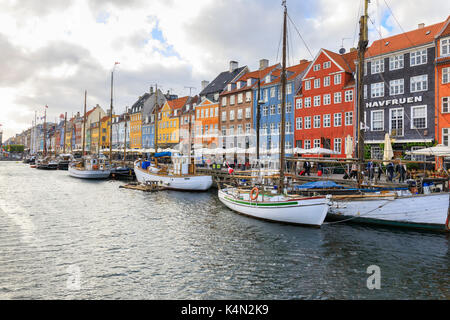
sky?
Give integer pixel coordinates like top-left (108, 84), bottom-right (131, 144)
top-left (1, 0), bottom-right (449, 141)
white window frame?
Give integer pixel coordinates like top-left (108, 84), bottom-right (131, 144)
top-left (334, 92), bottom-right (342, 104)
top-left (304, 97), bottom-right (311, 108)
top-left (314, 78), bottom-right (320, 89)
top-left (441, 37), bottom-right (450, 56)
top-left (371, 58), bottom-right (384, 74)
top-left (304, 80), bottom-right (311, 90)
top-left (443, 67), bottom-right (450, 84)
top-left (345, 111), bottom-right (353, 126)
top-left (371, 110), bottom-right (384, 131)
top-left (221, 97), bottom-right (227, 107)
top-left (313, 64), bottom-right (321, 71)
top-left (304, 116), bottom-right (311, 129)
top-left (443, 128), bottom-right (450, 146)
top-left (296, 98), bottom-right (302, 109)
top-left (442, 97), bottom-right (450, 114)
top-left (245, 107), bottom-right (251, 119)
top-left (344, 90), bottom-right (353, 102)
top-left (389, 79), bottom-right (404, 96)
top-left (389, 54), bottom-right (404, 70)
top-left (314, 95), bottom-right (321, 107)
top-left (334, 73), bottom-right (342, 85)
top-left (410, 75), bottom-right (428, 93)
top-left (313, 115), bottom-right (321, 128)
top-left (323, 114), bottom-right (331, 127)
top-left (313, 139), bottom-right (320, 148)
top-left (334, 113), bottom-right (342, 127)
top-left (324, 76), bottom-right (330, 87)
top-left (371, 82), bottom-right (384, 98)
top-left (304, 140), bottom-right (311, 149)
top-left (323, 61), bottom-right (331, 69)
top-left (334, 138), bottom-right (342, 153)
top-left (410, 49), bottom-right (427, 66)
top-left (323, 94), bottom-right (331, 105)
top-left (411, 105), bottom-right (427, 129)
top-left (296, 117), bottom-right (302, 130)
top-left (390, 108), bottom-right (404, 137)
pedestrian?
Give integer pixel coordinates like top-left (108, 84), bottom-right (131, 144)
top-left (303, 161), bottom-right (311, 176)
top-left (366, 161), bottom-right (374, 181)
top-left (386, 162), bottom-right (395, 182)
top-left (350, 163), bottom-right (358, 179)
top-left (396, 161), bottom-right (406, 183)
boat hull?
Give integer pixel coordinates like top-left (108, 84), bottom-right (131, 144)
top-left (328, 193), bottom-right (450, 232)
top-left (218, 188), bottom-right (329, 227)
top-left (68, 166), bottom-right (111, 179)
top-left (134, 164), bottom-right (213, 191)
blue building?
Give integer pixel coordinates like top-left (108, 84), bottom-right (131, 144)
top-left (253, 60), bottom-right (310, 159)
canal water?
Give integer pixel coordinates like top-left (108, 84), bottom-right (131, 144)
top-left (0, 162), bottom-right (448, 299)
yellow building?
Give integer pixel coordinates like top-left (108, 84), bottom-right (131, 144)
top-left (100, 116), bottom-right (110, 149)
top-left (90, 121), bottom-right (101, 154)
top-left (157, 97), bottom-right (189, 145)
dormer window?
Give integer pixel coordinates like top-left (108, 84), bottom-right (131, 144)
top-left (313, 64), bottom-right (320, 71)
top-left (237, 82), bottom-right (241, 89)
top-left (247, 79), bottom-right (252, 86)
top-left (441, 37), bottom-right (450, 56)
top-left (265, 75), bottom-right (271, 83)
top-left (228, 83), bottom-right (232, 91)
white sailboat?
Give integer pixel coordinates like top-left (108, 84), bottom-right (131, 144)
top-left (218, 2), bottom-right (330, 227)
top-left (68, 90), bottom-right (111, 180)
top-left (133, 85), bottom-right (213, 191)
top-left (326, 0), bottom-right (450, 232)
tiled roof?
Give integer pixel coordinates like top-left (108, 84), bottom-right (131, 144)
top-left (262, 60), bottom-right (310, 87)
top-left (436, 16), bottom-right (450, 38)
top-left (167, 96), bottom-right (190, 110)
top-left (367, 20), bottom-right (446, 58)
top-left (220, 64), bottom-right (281, 95)
top-left (199, 66), bottom-right (247, 96)
top-left (323, 49), bottom-right (357, 73)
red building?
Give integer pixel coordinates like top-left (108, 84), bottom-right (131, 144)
top-left (294, 48), bottom-right (357, 158)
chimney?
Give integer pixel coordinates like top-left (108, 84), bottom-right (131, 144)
top-left (418, 23), bottom-right (425, 29)
top-left (350, 47), bottom-right (357, 52)
top-left (229, 60), bottom-right (238, 72)
top-left (150, 86), bottom-right (154, 94)
top-left (259, 59), bottom-right (269, 70)
top-left (201, 80), bottom-right (210, 91)
top-left (299, 59), bottom-right (308, 64)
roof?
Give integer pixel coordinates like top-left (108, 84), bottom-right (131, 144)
top-left (130, 93), bottom-right (151, 113)
top-left (167, 96), bottom-right (190, 110)
top-left (199, 66), bottom-right (247, 96)
top-left (323, 49), bottom-right (357, 73)
top-left (220, 64), bottom-right (281, 96)
top-left (367, 20), bottom-right (446, 58)
top-left (262, 60), bottom-right (310, 87)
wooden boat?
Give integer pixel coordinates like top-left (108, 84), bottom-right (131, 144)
top-left (328, 192), bottom-right (450, 232)
top-left (36, 156), bottom-right (58, 170)
top-left (134, 156), bottom-right (213, 191)
top-left (68, 155), bottom-right (111, 179)
top-left (56, 153), bottom-right (73, 170)
top-left (218, 187), bottom-right (329, 227)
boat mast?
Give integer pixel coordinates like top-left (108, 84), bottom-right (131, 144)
top-left (357, 0), bottom-right (369, 187)
top-left (110, 63), bottom-right (118, 165)
top-left (154, 84), bottom-right (159, 154)
top-left (279, 0), bottom-right (287, 193)
top-left (63, 112), bottom-right (67, 154)
top-left (82, 90), bottom-right (87, 158)
top-left (123, 110), bottom-right (128, 164)
top-left (43, 106), bottom-right (47, 157)
top-left (256, 78), bottom-right (261, 161)
top-left (98, 112), bottom-right (101, 157)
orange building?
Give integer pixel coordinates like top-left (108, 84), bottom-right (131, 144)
top-left (194, 98), bottom-right (219, 148)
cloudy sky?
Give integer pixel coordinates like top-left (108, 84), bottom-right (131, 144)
top-left (1, 0), bottom-right (448, 140)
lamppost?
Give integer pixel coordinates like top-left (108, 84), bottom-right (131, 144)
top-left (110, 62), bottom-right (120, 164)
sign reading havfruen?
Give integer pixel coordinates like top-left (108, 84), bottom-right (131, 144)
top-left (366, 96), bottom-right (423, 108)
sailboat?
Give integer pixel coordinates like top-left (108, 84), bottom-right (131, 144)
top-left (68, 91), bottom-right (111, 179)
top-left (134, 85), bottom-right (213, 191)
top-left (218, 1), bottom-right (330, 227)
top-left (326, 0), bottom-right (450, 232)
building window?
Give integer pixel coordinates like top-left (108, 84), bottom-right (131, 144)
top-left (371, 58), bottom-right (384, 74)
top-left (371, 146), bottom-right (383, 160)
top-left (344, 90), bottom-right (353, 102)
top-left (371, 110), bottom-right (384, 131)
top-left (286, 122), bottom-right (292, 134)
top-left (313, 115), bottom-right (321, 128)
top-left (270, 105), bottom-right (276, 115)
top-left (229, 110), bottom-right (235, 121)
top-left (410, 49), bottom-right (427, 66)
top-left (261, 123), bottom-right (267, 135)
top-left (205, 108), bottom-right (209, 118)
top-left (390, 79), bottom-right (404, 96)
top-left (323, 94), bottom-right (331, 105)
top-left (410, 75), bottom-right (428, 92)
top-left (334, 92), bottom-right (342, 104)
top-left (443, 67), bottom-right (450, 84)
top-left (221, 97), bottom-right (227, 107)
top-left (441, 37), bottom-right (450, 56)
top-left (390, 108), bottom-right (404, 136)
top-left (314, 96), bottom-right (321, 107)
top-left (314, 78), bottom-right (320, 88)
top-left (443, 128), bottom-right (450, 146)
top-left (237, 93), bottom-right (243, 104)
top-left (237, 124), bottom-right (243, 135)
top-left (296, 117), bottom-right (302, 130)
top-left (371, 82), bottom-right (384, 98)
top-left (245, 123), bottom-right (251, 134)
top-left (334, 138), bottom-right (342, 153)
top-left (411, 105), bottom-right (427, 129)
top-left (323, 114), bottom-right (331, 127)
top-left (364, 85), bottom-right (367, 99)
top-left (334, 74), bottom-right (342, 85)
top-left (270, 87), bottom-right (276, 97)
top-left (442, 97), bottom-right (450, 113)
top-left (323, 61), bottom-right (331, 69)
top-left (389, 54), bottom-right (404, 70)
top-left (245, 107), bottom-right (251, 119)
top-left (277, 104), bottom-right (281, 114)
top-left (230, 95), bottom-right (235, 105)
top-left (313, 139), bottom-right (320, 148)
top-left (270, 123), bottom-right (276, 134)
top-left (324, 76), bottom-right (330, 87)
top-left (345, 112), bottom-right (353, 126)
top-left (286, 102), bottom-right (292, 113)
top-left (221, 111), bottom-right (227, 122)
top-left (304, 80), bottom-right (311, 90)
top-left (334, 113), bottom-right (342, 127)
top-left (296, 98), bottom-right (302, 109)
top-left (287, 83), bottom-right (292, 94)
top-left (313, 64), bottom-right (321, 71)
top-left (304, 140), bottom-right (311, 149)
top-left (304, 116), bottom-right (311, 129)
top-left (237, 109), bottom-right (243, 120)
top-left (245, 91), bottom-right (251, 102)
top-left (304, 97), bottom-right (311, 108)
top-left (263, 106), bottom-right (268, 116)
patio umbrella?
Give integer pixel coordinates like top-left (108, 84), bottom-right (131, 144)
top-left (345, 135), bottom-right (353, 158)
top-left (383, 133), bottom-right (394, 165)
top-left (407, 144), bottom-right (450, 156)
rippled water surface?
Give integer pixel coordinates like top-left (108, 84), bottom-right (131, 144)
top-left (0, 162), bottom-right (448, 299)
